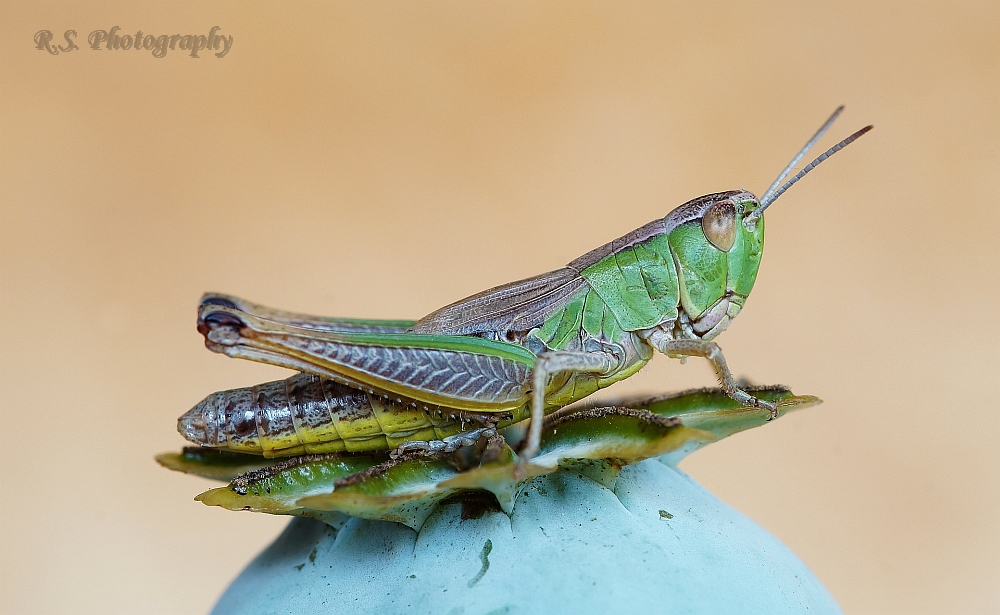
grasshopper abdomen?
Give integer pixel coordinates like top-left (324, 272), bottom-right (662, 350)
top-left (179, 372), bottom-right (504, 457)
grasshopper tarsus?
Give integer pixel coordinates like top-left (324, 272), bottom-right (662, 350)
top-left (765, 403), bottom-right (780, 421)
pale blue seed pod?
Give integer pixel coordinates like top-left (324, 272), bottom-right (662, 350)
top-left (212, 460), bottom-right (840, 615)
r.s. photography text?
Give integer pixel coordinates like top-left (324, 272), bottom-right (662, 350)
top-left (34, 26), bottom-right (233, 58)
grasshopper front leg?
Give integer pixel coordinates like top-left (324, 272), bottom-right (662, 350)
top-left (645, 331), bottom-right (778, 420)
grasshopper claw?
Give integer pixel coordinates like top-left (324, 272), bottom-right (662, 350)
top-left (737, 389), bottom-right (781, 420)
top-left (763, 399), bottom-right (779, 421)
top-left (740, 392), bottom-right (778, 420)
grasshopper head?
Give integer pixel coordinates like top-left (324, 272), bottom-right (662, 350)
top-left (663, 190), bottom-right (764, 339)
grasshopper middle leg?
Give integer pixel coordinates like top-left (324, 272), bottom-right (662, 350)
top-left (520, 350), bottom-right (618, 468)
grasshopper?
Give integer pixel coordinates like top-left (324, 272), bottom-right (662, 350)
top-left (181, 107), bottom-right (870, 471)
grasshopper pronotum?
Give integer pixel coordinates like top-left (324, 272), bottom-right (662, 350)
top-left (181, 108), bottom-right (870, 471)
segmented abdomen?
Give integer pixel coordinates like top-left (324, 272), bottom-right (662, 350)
top-left (179, 373), bottom-right (491, 457)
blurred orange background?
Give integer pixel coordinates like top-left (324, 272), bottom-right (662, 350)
top-left (2, 2), bottom-right (998, 613)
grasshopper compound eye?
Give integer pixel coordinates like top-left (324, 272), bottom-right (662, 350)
top-left (702, 200), bottom-right (737, 251)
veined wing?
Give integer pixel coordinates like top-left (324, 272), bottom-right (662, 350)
top-left (199, 293), bottom-right (415, 334)
top-left (198, 304), bottom-right (535, 412)
top-left (408, 218), bottom-right (673, 338)
top-left (408, 268), bottom-right (588, 337)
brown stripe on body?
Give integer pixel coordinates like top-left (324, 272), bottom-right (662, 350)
top-left (323, 378), bottom-right (387, 452)
top-left (254, 380), bottom-right (299, 454)
top-left (286, 373), bottom-right (345, 450)
top-left (311, 376), bottom-right (373, 453)
top-left (202, 391), bottom-right (222, 447)
top-left (224, 387), bottom-right (260, 452)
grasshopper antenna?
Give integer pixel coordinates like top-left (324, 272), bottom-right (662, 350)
top-left (750, 108), bottom-right (873, 222)
top-left (754, 124), bottom-right (873, 215)
top-left (759, 106), bottom-right (844, 205)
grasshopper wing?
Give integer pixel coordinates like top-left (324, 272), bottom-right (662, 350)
top-left (200, 293), bottom-right (415, 334)
top-left (199, 305), bottom-right (535, 412)
top-left (409, 268), bottom-right (587, 338)
top-left (408, 218), bottom-right (670, 338)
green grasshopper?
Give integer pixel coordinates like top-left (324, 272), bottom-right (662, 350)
top-left (181, 107), bottom-right (870, 470)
